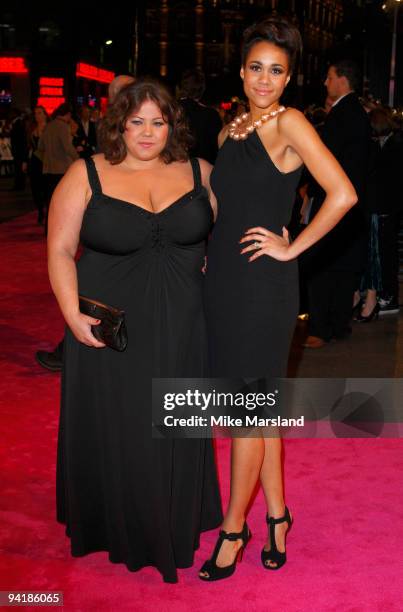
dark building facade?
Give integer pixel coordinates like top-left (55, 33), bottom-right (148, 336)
top-left (142, 0), bottom-right (345, 104)
top-left (141, 0), bottom-right (402, 107)
top-left (1, 1), bottom-right (401, 111)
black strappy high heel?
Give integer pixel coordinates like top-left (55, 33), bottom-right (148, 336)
top-left (261, 506), bottom-right (292, 570)
top-left (199, 522), bottom-right (251, 581)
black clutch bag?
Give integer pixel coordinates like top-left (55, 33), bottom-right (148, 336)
top-left (78, 295), bottom-right (128, 352)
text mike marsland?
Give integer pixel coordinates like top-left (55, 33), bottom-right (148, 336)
top-left (163, 415), bottom-right (305, 427)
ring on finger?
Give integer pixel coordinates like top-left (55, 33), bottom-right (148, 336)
top-left (254, 241), bottom-right (261, 249)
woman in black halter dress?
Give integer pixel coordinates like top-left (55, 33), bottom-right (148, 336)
top-left (199, 17), bottom-right (357, 581)
top-left (48, 79), bottom-right (222, 583)
top-left (205, 120), bottom-right (303, 379)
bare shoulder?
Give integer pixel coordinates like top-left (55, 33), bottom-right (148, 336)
top-left (218, 124), bottom-right (230, 148)
top-left (197, 157), bottom-right (213, 176)
top-left (196, 157), bottom-right (213, 189)
top-left (91, 152), bottom-right (108, 169)
top-left (53, 159), bottom-right (91, 204)
top-left (277, 107), bottom-right (308, 132)
top-left (63, 158), bottom-right (88, 182)
top-left (92, 152), bottom-right (105, 163)
top-left (277, 107), bottom-right (320, 148)
top-left (50, 158), bottom-right (91, 215)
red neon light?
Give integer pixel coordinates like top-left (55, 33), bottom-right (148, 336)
top-left (0, 57), bottom-right (28, 73)
top-left (100, 97), bottom-right (108, 114)
top-left (37, 96), bottom-right (65, 114)
top-left (76, 62), bottom-right (114, 84)
top-left (40, 87), bottom-right (64, 96)
top-left (39, 77), bottom-right (64, 87)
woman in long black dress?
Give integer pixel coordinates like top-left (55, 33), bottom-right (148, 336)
top-left (200, 17), bottom-right (357, 580)
top-left (47, 78), bottom-right (222, 583)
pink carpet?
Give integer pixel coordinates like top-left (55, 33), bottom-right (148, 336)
top-left (1, 212), bottom-right (402, 612)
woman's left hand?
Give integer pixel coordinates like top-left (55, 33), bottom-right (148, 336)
top-left (239, 226), bottom-right (294, 262)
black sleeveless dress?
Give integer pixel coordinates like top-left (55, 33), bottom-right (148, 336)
top-left (57, 157), bottom-right (223, 583)
top-left (205, 129), bottom-right (303, 378)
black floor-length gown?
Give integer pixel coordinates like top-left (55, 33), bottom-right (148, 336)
top-left (205, 128), bottom-right (303, 378)
top-left (57, 157), bottom-right (223, 583)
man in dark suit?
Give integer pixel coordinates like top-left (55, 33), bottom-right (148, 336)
top-left (303, 60), bottom-right (372, 348)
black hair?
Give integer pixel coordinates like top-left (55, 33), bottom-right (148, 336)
top-left (331, 59), bottom-right (361, 92)
top-left (52, 103), bottom-right (72, 119)
top-left (241, 16), bottom-right (302, 74)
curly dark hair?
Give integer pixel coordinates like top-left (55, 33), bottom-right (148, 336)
top-left (97, 77), bottom-right (192, 164)
top-left (241, 16), bottom-right (302, 74)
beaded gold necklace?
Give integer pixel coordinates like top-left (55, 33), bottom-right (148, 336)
top-left (228, 106), bottom-right (286, 140)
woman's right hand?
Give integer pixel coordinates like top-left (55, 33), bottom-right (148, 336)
top-left (66, 312), bottom-right (106, 348)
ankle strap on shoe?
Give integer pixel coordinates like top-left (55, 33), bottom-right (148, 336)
top-left (219, 529), bottom-right (243, 541)
top-left (266, 507), bottom-right (290, 525)
top-left (219, 522), bottom-right (248, 541)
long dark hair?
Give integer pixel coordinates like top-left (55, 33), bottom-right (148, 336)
top-left (28, 105), bottom-right (49, 133)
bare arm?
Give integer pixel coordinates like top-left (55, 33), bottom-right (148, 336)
top-left (198, 157), bottom-right (218, 221)
top-left (241, 108), bottom-right (357, 261)
top-left (47, 159), bottom-right (105, 347)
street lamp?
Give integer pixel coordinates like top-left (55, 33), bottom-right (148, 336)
top-left (100, 40), bottom-right (113, 66)
top-left (389, 0), bottom-right (401, 107)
